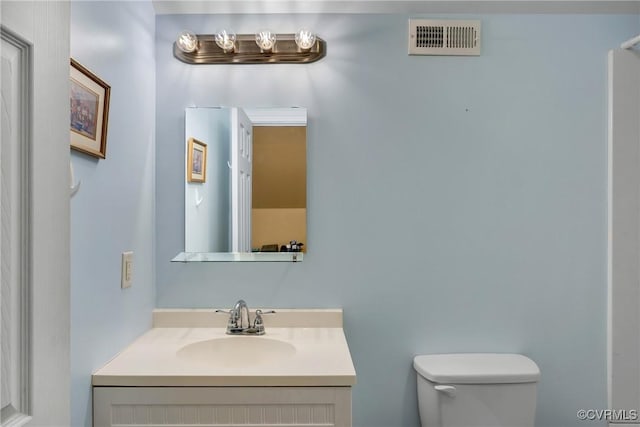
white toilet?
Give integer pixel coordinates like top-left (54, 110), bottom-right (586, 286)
top-left (413, 353), bottom-right (540, 427)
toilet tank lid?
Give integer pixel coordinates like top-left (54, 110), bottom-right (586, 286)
top-left (413, 353), bottom-right (540, 384)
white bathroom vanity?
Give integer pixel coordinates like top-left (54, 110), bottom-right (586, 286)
top-left (92, 309), bottom-right (356, 427)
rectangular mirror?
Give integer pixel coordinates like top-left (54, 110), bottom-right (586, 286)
top-left (173, 106), bottom-right (307, 262)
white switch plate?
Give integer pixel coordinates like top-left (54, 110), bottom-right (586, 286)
top-left (121, 251), bottom-right (133, 289)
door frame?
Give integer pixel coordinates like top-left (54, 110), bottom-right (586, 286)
top-left (607, 47), bottom-right (640, 421)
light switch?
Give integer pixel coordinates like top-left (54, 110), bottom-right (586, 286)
top-left (121, 251), bottom-right (133, 289)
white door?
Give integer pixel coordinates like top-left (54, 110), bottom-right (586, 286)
top-left (1, 2), bottom-right (70, 426)
top-left (230, 108), bottom-right (253, 252)
top-left (608, 48), bottom-right (640, 424)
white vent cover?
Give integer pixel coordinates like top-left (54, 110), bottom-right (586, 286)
top-left (409, 19), bottom-right (481, 56)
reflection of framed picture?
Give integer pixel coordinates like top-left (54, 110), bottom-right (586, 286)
top-left (70, 59), bottom-right (110, 159)
top-left (187, 137), bottom-right (207, 183)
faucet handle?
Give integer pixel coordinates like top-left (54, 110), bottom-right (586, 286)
top-left (215, 308), bottom-right (235, 319)
top-left (254, 311), bottom-right (264, 327)
top-left (253, 309), bottom-right (275, 330)
top-left (215, 308), bottom-right (240, 328)
top-left (252, 310), bottom-right (266, 334)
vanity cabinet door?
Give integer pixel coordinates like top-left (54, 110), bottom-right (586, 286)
top-left (93, 386), bottom-right (352, 427)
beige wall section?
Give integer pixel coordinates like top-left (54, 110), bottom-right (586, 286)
top-left (252, 208), bottom-right (306, 251)
top-left (253, 126), bottom-right (306, 209)
top-left (252, 126), bottom-right (307, 251)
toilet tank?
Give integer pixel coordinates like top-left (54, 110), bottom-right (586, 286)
top-left (413, 353), bottom-right (540, 427)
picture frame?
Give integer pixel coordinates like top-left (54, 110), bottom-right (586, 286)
top-left (187, 137), bottom-right (207, 183)
top-left (70, 58), bottom-right (110, 159)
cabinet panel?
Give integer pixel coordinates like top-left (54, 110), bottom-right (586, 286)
top-left (94, 386), bottom-right (351, 427)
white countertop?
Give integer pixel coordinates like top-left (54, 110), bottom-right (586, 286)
top-left (92, 309), bottom-right (356, 387)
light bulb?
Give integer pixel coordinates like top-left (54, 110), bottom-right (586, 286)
top-left (176, 30), bottom-right (198, 53)
top-left (255, 30), bottom-right (276, 51)
top-left (295, 29), bottom-right (316, 50)
top-left (215, 30), bottom-right (236, 53)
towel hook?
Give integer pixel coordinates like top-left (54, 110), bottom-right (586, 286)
top-left (70, 160), bottom-right (81, 198)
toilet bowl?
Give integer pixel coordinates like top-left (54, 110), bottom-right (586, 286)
top-left (413, 353), bottom-right (540, 427)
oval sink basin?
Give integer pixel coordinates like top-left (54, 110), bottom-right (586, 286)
top-left (177, 336), bottom-right (297, 368)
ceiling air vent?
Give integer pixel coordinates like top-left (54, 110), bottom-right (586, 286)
top-left (409, 19), bottom-right (481, 56)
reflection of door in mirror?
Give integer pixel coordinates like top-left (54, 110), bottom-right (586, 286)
top-left (184, 107), bottom-right (307, 257)
top-left (230, 108), bottom-right (253, 253)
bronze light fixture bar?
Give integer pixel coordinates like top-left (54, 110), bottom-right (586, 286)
top-left (173, 33), bottom-right (326, 64)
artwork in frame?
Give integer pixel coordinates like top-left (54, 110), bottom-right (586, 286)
top-left (70, 58), bottom-right (110, 159)
top-left (187, 137), bottom-right (207, 183)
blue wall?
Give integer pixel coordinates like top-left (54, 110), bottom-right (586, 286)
top-left (185, 107), bottom-right (231, 252)
top-left (155, 14), bottom-right (638, 427)
top-left (70, 2), bottom-right (156, 426)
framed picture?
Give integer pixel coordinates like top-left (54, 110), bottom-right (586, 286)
top-left (70, 59), bottom-right (110, 159)
top-left (187, 137), bottom-right (207, 183)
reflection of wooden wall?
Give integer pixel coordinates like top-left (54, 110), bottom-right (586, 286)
top-left (252, 126), bottom-right (306, 251)
top-left (252, 208), bottom-right (306, 250)
top-left (252, 127), bottom-right (306, 208)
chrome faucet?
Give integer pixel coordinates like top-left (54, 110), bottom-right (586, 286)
top-left (233, 299), bottom-right (251, 330)
top-left (215, 299), bottom-right (275, 335)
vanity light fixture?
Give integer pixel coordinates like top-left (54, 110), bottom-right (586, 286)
top-left (173, 29), bottom-right (326, 64)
